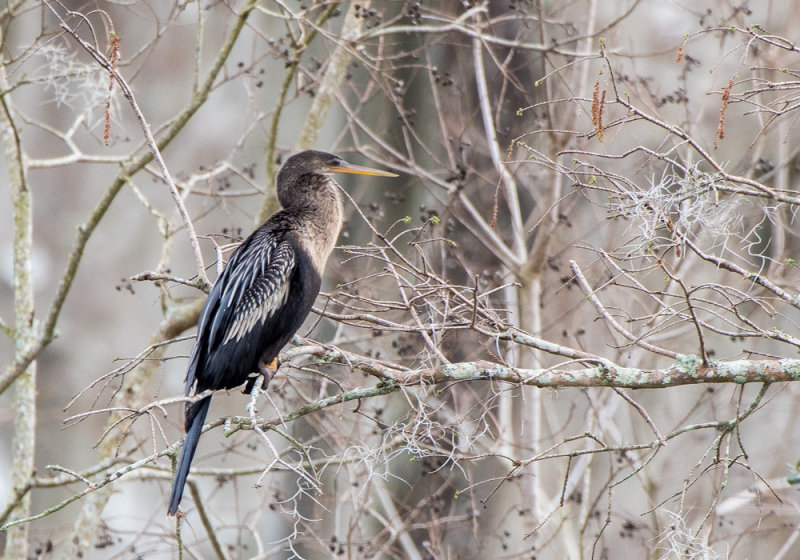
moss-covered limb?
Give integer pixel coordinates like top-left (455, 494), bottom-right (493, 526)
top-left (1, 31), bottom-right (36, 558)
top-left (392, 358), bottom-right (800, 388)
top-left (283, 330), bottom-right (607, 376)
top-left (222, 381), bottom-right (398, 436)
top-left (218, 357), bottom-right (798, 436)
top-left (283, 341), bottom-right (800, 389)
top-left (2, 354), bottom-right (792, 532)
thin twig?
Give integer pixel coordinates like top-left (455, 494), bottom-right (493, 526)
top-left (570, 260), bottom-right (679, 359)
top-left (611, 387), bottom-right (667, 446)
top-left (56, 21), bottom-right (209, 289)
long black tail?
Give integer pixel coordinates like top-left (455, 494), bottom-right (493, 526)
top-left (167, 395), bottom-right (211, 516)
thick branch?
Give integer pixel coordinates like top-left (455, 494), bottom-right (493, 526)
top-left (0, 28), bottom-right (36, 559)
top-left (2, 351), bottom-right (794, 533)
top-left (282, 349), bottom-right (800, 390)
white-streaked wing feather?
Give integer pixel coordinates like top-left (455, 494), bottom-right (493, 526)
top-left (221, 241), bottom-right (295, 344)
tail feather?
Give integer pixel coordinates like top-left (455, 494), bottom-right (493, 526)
top-left (167, 396), bottom-right (212, 516)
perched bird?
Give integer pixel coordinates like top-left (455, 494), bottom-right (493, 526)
top-left (167, 150), bottom-right (397, 516)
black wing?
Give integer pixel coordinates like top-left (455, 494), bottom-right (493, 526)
top-left (186, 228), bottom-right (296, 395)
top-left (170, 230), bottom-right (297, 515)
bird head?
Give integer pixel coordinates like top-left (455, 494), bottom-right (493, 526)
top-left (277, 150), bottom-right (397, 208)
top-left (282, 150), bottom-right (397, 178)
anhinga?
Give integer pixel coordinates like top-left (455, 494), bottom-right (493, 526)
top-left (167, 150), bottom-right (397, 516)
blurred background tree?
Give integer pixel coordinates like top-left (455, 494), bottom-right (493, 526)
top-left (2, 1), bottom-right (800, 558)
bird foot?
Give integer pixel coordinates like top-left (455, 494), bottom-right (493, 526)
top-left (242, 358), bottom-right (280, 394)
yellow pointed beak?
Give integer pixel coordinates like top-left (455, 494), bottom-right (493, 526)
top-left (328, 160), bottom-right (398, 177)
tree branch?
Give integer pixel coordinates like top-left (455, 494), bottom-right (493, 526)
top-left (0, 26), bottom-right (36, 558)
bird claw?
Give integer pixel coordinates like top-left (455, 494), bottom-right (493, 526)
top-left (242, 374), bottom-right (265, 395)
top-left (242, 358), bottom-right (280, 394)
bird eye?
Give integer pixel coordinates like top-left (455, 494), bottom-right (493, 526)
top-left (331, 158), bottom-right (342, 167)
